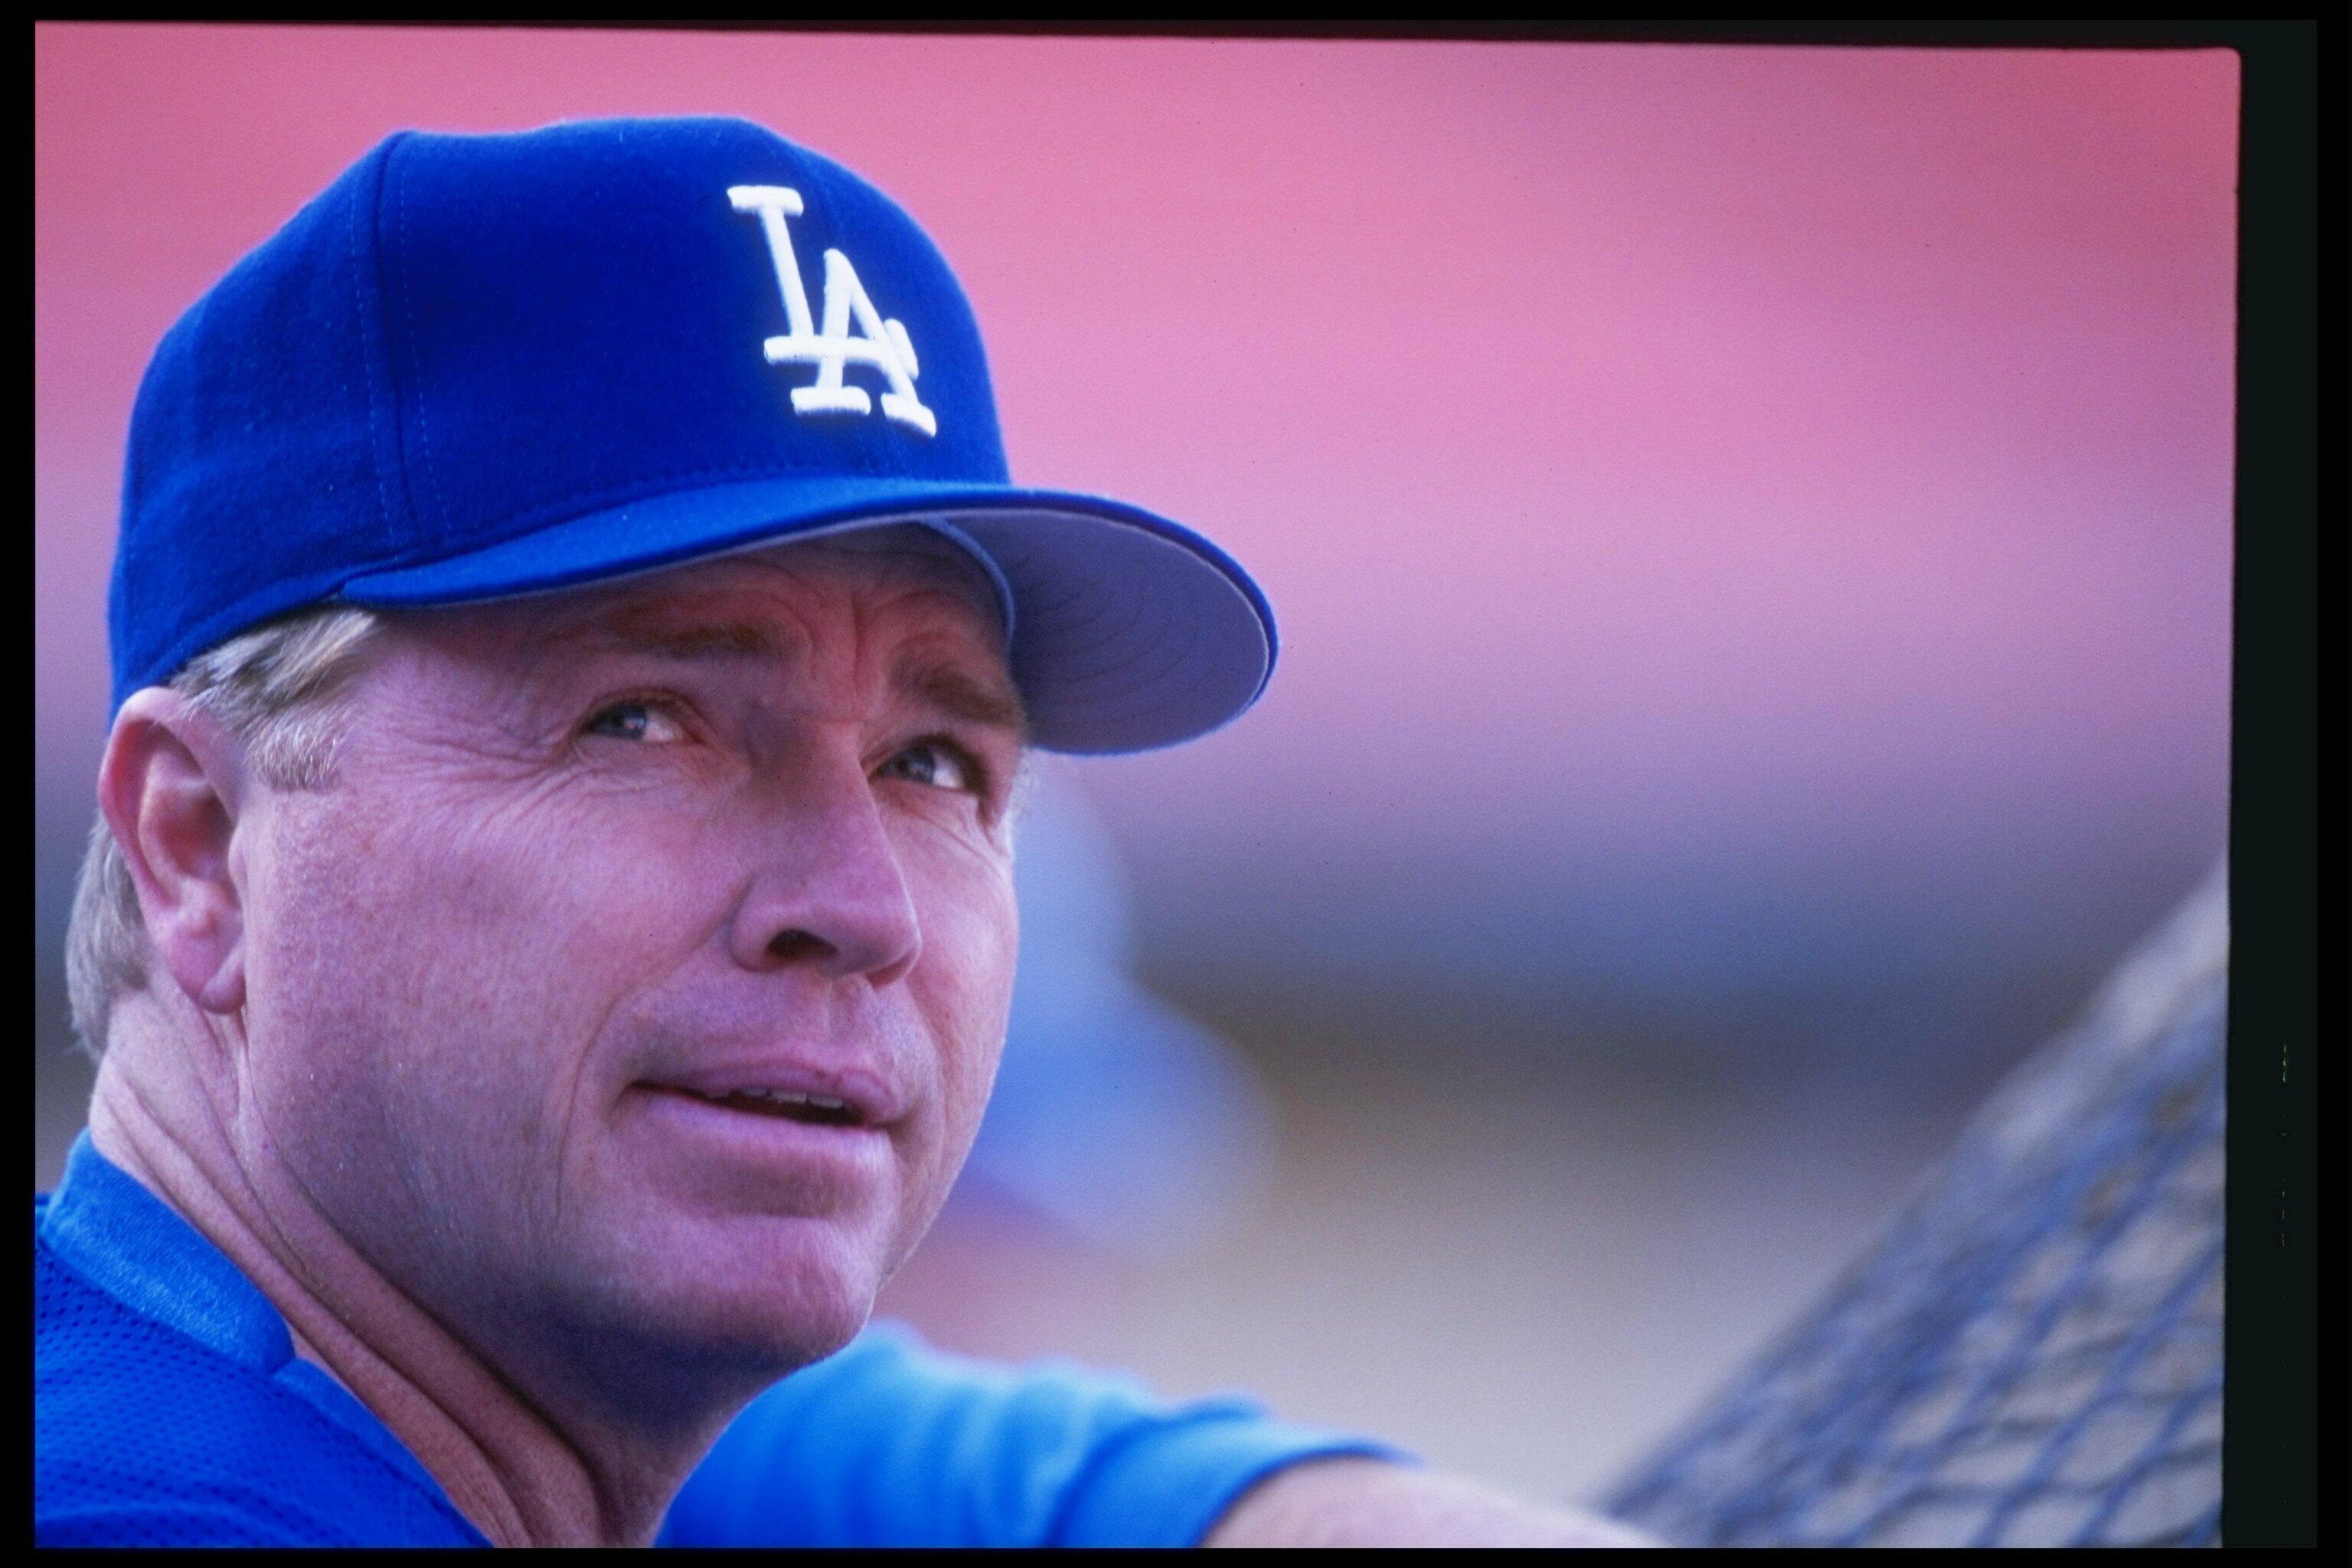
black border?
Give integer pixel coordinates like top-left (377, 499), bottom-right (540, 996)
top-left (28, 15), bottom-right (2340, 1550)
top-left (2222, 13), bottom-right (2337, 1554)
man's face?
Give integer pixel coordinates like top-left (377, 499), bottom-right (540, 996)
top-left (234, 528), bottom-right (1023, 1405)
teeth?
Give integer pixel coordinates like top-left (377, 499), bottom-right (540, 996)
top-left (697, 1086), bottom-right (853, 1115)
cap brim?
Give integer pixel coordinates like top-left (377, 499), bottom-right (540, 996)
top-left (338, 475), bottom-right (1276, 754)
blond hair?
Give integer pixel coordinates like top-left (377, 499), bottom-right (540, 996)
top-left (64, 606), bottom-right (384, 1060)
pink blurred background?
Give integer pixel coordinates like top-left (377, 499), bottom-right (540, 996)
top-left (34, 27), bottom-right (2236, 1502)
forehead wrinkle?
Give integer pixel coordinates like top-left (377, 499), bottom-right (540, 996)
top-left (514, 566), bottom-right (820, 681)
top-left (488, 541), bottom-right (1014, 716)
top-left (517, 574), bottom-right (1021, 730)
top-left (564, 542), bottom-right (995, 641)
top-left (761, 530), bottom-right (1009, 655)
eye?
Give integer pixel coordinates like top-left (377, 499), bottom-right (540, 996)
top-left (582, 699), bottom-right (690, 745)
top-left (878, 738), bottom-right (978, 794)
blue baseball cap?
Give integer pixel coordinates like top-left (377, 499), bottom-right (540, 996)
top-left (108, 116), bottom-right (1276, 753)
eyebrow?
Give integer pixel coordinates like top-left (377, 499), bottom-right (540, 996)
top-left (576, 616), bottom-right (788, 665)
top-left (902, 661), bottom-right (1029, 741)
top-left (565, 612), bottom-right (1028, 740)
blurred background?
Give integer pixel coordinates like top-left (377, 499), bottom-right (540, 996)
top-left (34, 27), bottom-right (2236, 1507)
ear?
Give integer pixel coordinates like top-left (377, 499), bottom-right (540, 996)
top-left (96, 690), bottom-right (253, 1016)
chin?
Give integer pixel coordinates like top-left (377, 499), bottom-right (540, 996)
top-left (598, 1210), bottom-right (889, 1378)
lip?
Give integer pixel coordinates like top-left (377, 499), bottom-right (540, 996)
top-left (634, 1060), bottom-right (905, 1129)
top-left (629, 1083), bottom-right (893, 1186)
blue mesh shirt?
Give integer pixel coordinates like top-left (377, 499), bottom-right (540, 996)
top-left (36, 1132), bottom-right (1400, 1547)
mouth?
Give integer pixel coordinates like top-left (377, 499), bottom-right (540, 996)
top-left (625, 1078), bottom-right (893, 1197)
top-left (649, 1083), bottom-right (868, 1129)
top-left (632, 1055), bottom-right (903, 1132)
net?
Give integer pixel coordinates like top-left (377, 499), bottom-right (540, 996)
top-left (1602, 864), bottom-right (2226, 1547)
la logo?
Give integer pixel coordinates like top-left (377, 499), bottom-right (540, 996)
top-left (728, 185), bottom-right (937, 437)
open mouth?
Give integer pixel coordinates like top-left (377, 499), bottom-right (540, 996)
top-left (647, 1084), bottom-right (868, 1129)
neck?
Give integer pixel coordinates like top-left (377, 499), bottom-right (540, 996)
top-left (83, 1001), bottom-right (742, 1547)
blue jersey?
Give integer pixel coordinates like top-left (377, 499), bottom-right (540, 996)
top-left (35, 1132), bottom-right (1400, 1547)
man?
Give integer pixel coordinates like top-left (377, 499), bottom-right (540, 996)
top-left (35, 116), bottom-right (1650, 1548)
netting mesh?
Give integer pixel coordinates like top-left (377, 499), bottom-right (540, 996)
top-left (1602, 865), bottom-right (2226, 1547)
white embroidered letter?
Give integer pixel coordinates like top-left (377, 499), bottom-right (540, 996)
top-left (727, 184), bottom-right (937, 437)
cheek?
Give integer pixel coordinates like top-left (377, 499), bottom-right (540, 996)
top-left (906, 847), bottom-right (1019, 1155)
top-left (237, 786), bottom-right (722, 1221)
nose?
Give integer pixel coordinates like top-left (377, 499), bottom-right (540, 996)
top-left (727, 759), bottom-right (923, 988)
